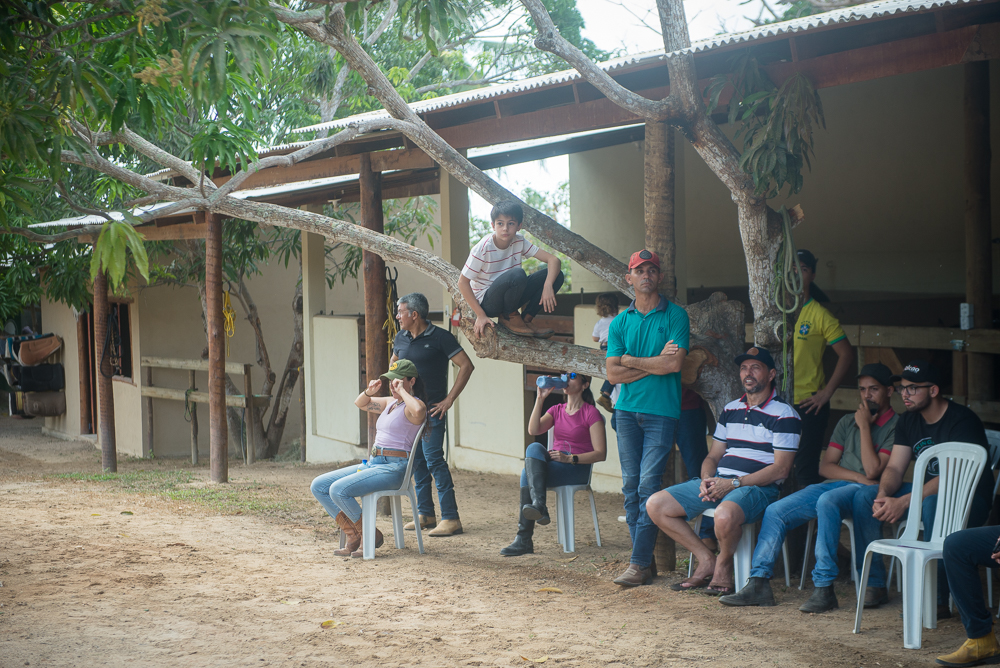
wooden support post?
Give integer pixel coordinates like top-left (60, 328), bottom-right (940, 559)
top-left (145, 366), bottom-right (154, 457)
top-left (78, 313), bottom-right (92, 434)
top-left (93, 270), bottom-right (117, 472)
top-left (644, 120), bottom-right (676, 299)
top-left (965, 61), bottom-right (994, 401)
top-left (189, 370), bottom-right (199, 465)
top-left (360, 153), bottom-right (388, 448)
top-left (204, 212), bottom-right (228, 483)
top-left (244, 363), bottom-right (255, 465)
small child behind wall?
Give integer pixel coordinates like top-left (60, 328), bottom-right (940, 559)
top-left (458, 201), bottom-right (564, 338)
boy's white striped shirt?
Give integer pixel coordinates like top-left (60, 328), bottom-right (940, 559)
top-left (461, 233), bottom-right (539, 301)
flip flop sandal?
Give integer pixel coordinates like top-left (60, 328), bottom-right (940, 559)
top-left (670, 574), bottom-right (713, 591)
top-left (703, 582), bottom-right (735, 596)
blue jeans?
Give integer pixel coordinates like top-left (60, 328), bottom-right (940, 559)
top-left (747, 480), bottom-right (863, 585)
top-left (615, 410), bottom-right (678, 568)
top-left (519, 442), bottom-right (591, 488)
top-left (412, 414), bottom-right (458, 520)
top-left (853, 481), bottom-right (992, 600)
top-left (310, 456), bottom-right (408, 523)
top-left (944, 526), bottom-right (1000, 639)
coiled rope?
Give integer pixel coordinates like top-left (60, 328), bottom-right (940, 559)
top-left (383, 266), bottom-right (399, 361)
top-left (222, 290), bottom-right (236, 357)
top-left (771, 206), bottom-right (803, 393)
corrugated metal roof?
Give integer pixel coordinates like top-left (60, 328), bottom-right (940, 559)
top-left (293, 0), bottom-right (978, 135)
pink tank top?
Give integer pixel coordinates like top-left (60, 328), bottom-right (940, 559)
top-left (373, 401), bottom-right (422, 452)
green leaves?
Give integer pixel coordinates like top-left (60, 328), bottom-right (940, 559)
top-left (90, 218), bottom-right (150, 290)
top-left (705, 53), bottom-right (825, 199)
top-left (189, 119), bottom-right (262, 177)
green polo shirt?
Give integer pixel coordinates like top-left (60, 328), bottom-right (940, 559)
top-left (606, 295), bottom-right (690, 419)
top-left (827, 409), bottom-right (898, 476)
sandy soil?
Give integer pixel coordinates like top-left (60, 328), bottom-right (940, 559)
top-left (0, 415), bottom-right (971, 667)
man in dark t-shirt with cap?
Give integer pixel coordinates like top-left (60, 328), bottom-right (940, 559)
top-left (390, 292), bottom-right (475, 537)
top-left (854, 359), bottom-right (994, 612)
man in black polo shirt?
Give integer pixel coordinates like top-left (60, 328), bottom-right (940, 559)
top-left (391, 292), bottom-right (475, 537)
top-left (854, 360), bottom-right (994, 612)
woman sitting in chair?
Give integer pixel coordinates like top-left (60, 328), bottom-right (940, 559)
top-left (501, 373), bottom-right (607, 556)
top-left (310, 359), bottom-right (427, 558)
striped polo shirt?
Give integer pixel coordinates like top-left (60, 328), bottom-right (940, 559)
top-left (461, 233), bottom-right (539, 301)
top-left (713, 388), bottom-right (801, 483)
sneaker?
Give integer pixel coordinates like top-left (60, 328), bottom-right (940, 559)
top-left (863, 586), bottom-right (889, 608)
top-left (613, 564), bottom-right (652, 587)
top-left (718, 576), bottom-right (775, 607)
top-left (937, 632), bottom-right (1000, 667)
top-left (799, 585), bottom-right (838, 613)
top-left (597, 395), bottom-right (614, 413)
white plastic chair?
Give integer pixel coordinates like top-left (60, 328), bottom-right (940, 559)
top-left (340, 423), bottom-right (427, 560)
top-left (688, 508), bottom-right (756, 592)
top-left (853, 442), bottom-right (987, 649)
top-left (793, 517), bottom-right (858, 590)
top-left (547, 428), bottom-right (601, 553)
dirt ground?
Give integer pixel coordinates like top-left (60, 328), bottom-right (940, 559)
top-left (0, 415), bottom-right (972, 667)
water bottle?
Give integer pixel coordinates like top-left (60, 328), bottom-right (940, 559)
top-left (536, 374), bottom-right (568, 390)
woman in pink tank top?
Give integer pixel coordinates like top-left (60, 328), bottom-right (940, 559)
top-left (500, 373), bottom-right (608, 557)
top-left (310, 359), bottom-right (427, 558)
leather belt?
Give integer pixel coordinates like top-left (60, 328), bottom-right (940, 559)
top-left (371, 447), bottom-right (408, 458)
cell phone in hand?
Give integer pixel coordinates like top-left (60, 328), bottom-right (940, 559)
top-left (993, 533), bottom-right (1000, 555)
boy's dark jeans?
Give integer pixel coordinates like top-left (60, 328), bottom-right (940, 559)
top-left (479, 267), bottom-right (564, 318)
top-left (944, 526), bottom-right (1000, 639)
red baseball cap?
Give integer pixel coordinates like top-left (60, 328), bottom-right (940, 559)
top-left (628, 249), bottom-right (660, 270)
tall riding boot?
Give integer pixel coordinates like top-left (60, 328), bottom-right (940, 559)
top-left (500, 487), bottom-right (536, 556)
top-left (333, 512), bottom-right (360, 557)
top-left (522, 457), bottom-right (550, 525)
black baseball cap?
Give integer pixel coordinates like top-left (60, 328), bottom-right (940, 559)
top-left (891, 360), bottom-right (943, 387)
top-left (735, 346), bottom-right (775, 370)
top-left (858, 363), bottom-right (893, 387)
top-left (797, 249), bottom-right (818, 272)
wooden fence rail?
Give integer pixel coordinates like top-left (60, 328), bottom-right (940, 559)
top-left (139, 356), bottom-right (270, 465)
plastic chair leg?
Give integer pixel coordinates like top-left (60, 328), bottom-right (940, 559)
top-left (843, 519), bottom-right (858, 585)
top-left (362, 495), bottom-right (377, 560)
top-left (407, 488), bottom-right (425, 555)
top-left (922, 559), bottom-right (937, 632)
top-left (781, 542), bottom-right (791, 588)
top-left (800, 518), bottom-right (815, 590)
top-left (390, 496), bottom-right (405, 549)
top-left (733, 523), bottom-right (754, 592)
top-left (559, 488), bottom-right (576, 553)
top-left (854, 550), bottom-right (875, 635)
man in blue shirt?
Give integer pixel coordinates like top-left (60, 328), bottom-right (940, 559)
top-left (606, 249), bottom-right (690, 587)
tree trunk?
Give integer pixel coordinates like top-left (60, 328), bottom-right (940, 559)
top-left (262, 278), bottom-right (304, 458)
top-left (93, 269), bottom-right (117, 472)
top-left (644, 120), bottom-right (676, 299)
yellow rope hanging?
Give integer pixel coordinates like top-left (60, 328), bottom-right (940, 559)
top-left (222, 290), bottom-right (236, 357)
top-left (383, 267), bottom-right (399, 361)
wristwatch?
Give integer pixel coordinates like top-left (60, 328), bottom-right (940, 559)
top-left (731, 477), bottom-right (742, 489)
top-left (572, 455), bottom-right (579, 465)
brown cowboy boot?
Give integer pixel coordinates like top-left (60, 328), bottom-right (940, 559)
top-left (522, 314), bottom-right (554, 339)
top-left (333, 512), bottom-right (360, 557)
top-left (498, 312), bottom-right (535, 337)
top-left (351, 518), bottom-right (385, 558)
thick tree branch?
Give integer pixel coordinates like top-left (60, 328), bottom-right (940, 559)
top-left (363, 0), bottom-right (397, 45)
top-left (279, 6), bottom-right (634, 295)
top-left (520, 0), bottom-right (679, 122)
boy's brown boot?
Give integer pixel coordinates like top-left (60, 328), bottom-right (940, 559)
top-left (523, 315), bottom-right (554, 338)
top-left (333, 512), bottom-right (360, 557)
top-left (499, 312), bottom-right (535, 337)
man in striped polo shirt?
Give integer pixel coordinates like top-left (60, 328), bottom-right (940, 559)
top-left (648, 347), bottom-right (801, 595)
